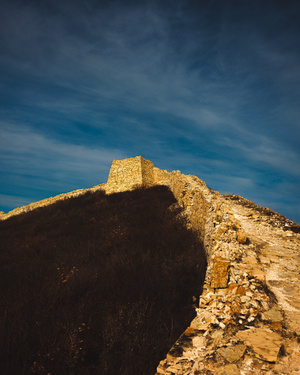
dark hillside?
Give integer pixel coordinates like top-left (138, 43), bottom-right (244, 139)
top-left (0, 186), bottom-right (207, 375)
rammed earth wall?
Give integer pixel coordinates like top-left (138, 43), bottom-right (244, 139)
top-left (1, 156), bottom-right (299, 374)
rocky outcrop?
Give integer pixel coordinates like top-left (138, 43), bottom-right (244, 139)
top-left (1, 156), bottom-right (299, 374)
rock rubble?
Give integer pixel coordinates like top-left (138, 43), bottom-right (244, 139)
top-left (155, 171), bottom-right (300, 375)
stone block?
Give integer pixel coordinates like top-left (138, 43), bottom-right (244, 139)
top-left (211, 257), bottom-right (230, 289)
top-left (217, 344), bottom-right (246, 363)
top-left (237, 229), bottom-right (247, 244)
top-left (236, 327), bottom-right (283, 362)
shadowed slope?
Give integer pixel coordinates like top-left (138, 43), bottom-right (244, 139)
top-left (0, 185), bottom-right (206, 375)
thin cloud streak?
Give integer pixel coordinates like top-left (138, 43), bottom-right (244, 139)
top-left (0, 194), bottom-right (33, 210)
top-left (218, 133), bottom-right (300, 178)
top-left (0, 122), bottom-right (124, 186)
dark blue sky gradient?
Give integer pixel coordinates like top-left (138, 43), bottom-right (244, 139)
top-left (1, 0), bottom-right (300, 222)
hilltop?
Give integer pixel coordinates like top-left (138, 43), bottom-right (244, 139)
top-left (1, 156), bottom-right (300, 375)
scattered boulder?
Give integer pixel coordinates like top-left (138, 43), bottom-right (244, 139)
top-left (217, 344), bottom-right (246, 363)
top-left (210, 257), bottom-right (230, 289)
top-left (236, 327), bottom-right (283, 362)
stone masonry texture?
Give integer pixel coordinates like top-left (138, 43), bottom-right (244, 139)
top-left (1, 156), bottom-right (300, 374)
top-left (106, 155), bottom-right (154, 193)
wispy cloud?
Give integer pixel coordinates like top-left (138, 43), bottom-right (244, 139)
top-left (0, 194), bottom-right (33, 210)
top-left (0, 0), bottom-right (299, 221)
top-left (0, 122), bottom-right (124, 188)
top-left (218, 131), bottom-right (300, 178)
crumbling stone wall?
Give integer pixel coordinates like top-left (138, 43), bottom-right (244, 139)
top-left (141, 156), bottom-right (155, 186)
top-left (106, 157), bottom-right (300, 374)
top-left (151, 162), bottom-right (300, 375)
top-left (1, 156), bottom-right (299, 374)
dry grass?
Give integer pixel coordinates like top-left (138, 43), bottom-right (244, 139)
top-left (0, 186), bottom-right (207, 375)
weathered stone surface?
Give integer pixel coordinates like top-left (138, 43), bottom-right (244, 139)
top-left (216, 364), bottom-right (240, 375)
top-left (211, 330), bottom-right (224, 340)
top-left (190, 317), bottom-right (210, 330)
top-left (236, 285), bottom-right (246, 296)
top-left (236, 229), bottom-right (247, 244)
top-left (262, 306), bottom-right (283, 322)
top-left (106, 155), bottom-right (154, 193)
top-left (285, 311), bottom-right (300, 335)
top-left (210, 257), bottom-right (230, 289)
top-left (236, 328), bottom-right (283, 362)
top-left (192, 336), bottom-right (206, 348)
top-left (217, 344), bottom-right (246, 363)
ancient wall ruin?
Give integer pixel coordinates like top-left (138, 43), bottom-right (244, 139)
top-left (152, 168), bottom-right (300, 375)
top-left (106, 155), bottom-right (154, 193)
top-left (1, 156), bottom-right (299, 374)
top-left (105, 156), bottom-right (300, 375)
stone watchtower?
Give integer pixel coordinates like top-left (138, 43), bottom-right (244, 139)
top-left (105, 156), bottom-right (155, 194)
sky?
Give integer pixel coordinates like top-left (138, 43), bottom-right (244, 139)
top-left (0, 0), bottom-right (300, 223)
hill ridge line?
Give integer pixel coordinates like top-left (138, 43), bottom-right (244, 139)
top-left (1, 156), bottom-right (300, 374)
top-left (0, 183), bottom-right (106, 221)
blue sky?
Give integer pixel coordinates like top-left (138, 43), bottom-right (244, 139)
top-left (1, 0), bottom-right (300, 222)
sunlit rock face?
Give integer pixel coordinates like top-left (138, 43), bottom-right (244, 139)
top-left (1, 156), bottom-right (300, 374)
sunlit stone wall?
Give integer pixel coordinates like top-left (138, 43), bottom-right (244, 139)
top-left (106, 155), bottom-right (154, 193)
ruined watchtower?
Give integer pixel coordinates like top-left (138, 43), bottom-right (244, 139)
top-left (105, 156), bottom-right (154, 194)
